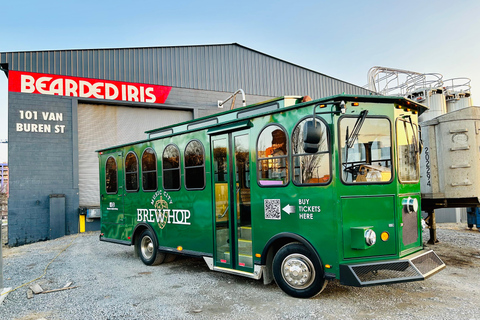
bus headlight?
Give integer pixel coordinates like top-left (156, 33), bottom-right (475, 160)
top-left (365, 229), bottom-right (376, 246)
top-left (402, 197), bottom-right (418, 214)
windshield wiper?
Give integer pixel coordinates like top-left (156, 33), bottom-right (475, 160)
top-left (346, 110), bottom-right (368, 148)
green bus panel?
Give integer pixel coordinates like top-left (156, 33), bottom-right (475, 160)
top-left (341, 195), bottom-right (397, 259)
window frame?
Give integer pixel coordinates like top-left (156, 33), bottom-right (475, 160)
top-left (291, 116), bottom-right (332, 186)
top-left (184, 139), bottom-right (206, 190)
top-left (338, 115), bottom-right (393, 185)
top-left (105, 155), bottom-right (118, 195)
top-left (141, 147), bottom-right (158, 192)
top-left (124, 151), bottom-right (139, 192)
top-left (396, 117), bottom-right (420, 184)
top-left (256, 123), bottom-right (289, 187)
top-left (162, 143), bottom-right (181, 191)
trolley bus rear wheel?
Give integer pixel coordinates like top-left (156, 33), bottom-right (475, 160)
top-left (137, 229), bottom-right (165, 266)
top-left (272, 243), bottom-right (326, 298)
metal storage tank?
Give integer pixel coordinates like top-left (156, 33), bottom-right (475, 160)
top-left (444, 78), bottom-right (473, 112)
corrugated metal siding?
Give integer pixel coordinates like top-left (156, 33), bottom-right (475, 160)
top-left (0, 44), bottom-right (370, 98)
top-left (77, 103), bottom-right (192, 207)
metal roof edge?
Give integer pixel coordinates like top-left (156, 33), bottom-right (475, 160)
top-left (1, 43), bottom-right (372, 93)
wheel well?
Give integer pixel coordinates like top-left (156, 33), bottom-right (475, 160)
top-left (261, 233), bottom-right (323, 284)
top-left (132, 224), bottom-right (157, 257)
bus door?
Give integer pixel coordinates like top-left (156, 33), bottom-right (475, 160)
top-left (339, 115), bottom-right (397, 259)
top-left (99, 151), bottom-right (125, 238)
top-left (211, 130), bottom-right (253, 272)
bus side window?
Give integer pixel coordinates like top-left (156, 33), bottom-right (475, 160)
top-left (125, 152), bottom-right (139, 192)
top-left (163, 144), bottom-right (181, 190)
top-left (142, 148), bottom-right (157, 191)
top-left (257, 125), bottom-right (289, 186)
top-left (105, 156), bottom-right (118, 194)
top-left (185, 140), bottom-right (205, 190)
top-left (292, 117), bottom-right (330, 185)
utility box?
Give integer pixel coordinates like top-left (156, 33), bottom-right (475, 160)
top-left (420, 107), bottom-right (480, 210)
top-left (49, 194), bottom-right (66, 239)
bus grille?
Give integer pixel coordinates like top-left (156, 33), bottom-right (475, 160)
top-left (351, 261), bottom-right (420, 284)
top-left (340, 250), bottom-right (445, 287)
top-left (402, 209), bottom-right (419, 246)
top-left (410, 249), bottom-right (445, 277)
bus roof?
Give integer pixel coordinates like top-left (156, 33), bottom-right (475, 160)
top-left (96, 94), bottom-right (428, 153)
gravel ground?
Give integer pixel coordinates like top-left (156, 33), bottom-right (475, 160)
top-left (1, 224), bottom-right (480, 320)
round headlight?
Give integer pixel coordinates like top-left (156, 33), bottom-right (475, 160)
top-left (402, 197), bottom-right (418, 214)
top-left (364, 229), bottom-right (376, 246)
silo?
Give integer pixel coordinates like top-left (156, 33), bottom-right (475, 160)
top-left (444, 78), bottom-right (473, 112)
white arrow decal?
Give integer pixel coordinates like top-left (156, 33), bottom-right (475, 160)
top-left (282, 204), bottom-right (295, 215)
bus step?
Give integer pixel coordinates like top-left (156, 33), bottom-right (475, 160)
top-left (238, 253), bottom-right (253, 268)
top-left (238, 239), bottom-right (252, 255)
top-left (222, 251), bottom-right (253, 268)
top-left (239, 226), bottom-right (252, 240)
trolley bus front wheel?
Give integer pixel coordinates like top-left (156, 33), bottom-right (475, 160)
top-left (273, 242), bottom-right (327, 298)
top-left (137, 229), bottom-right (166, 266)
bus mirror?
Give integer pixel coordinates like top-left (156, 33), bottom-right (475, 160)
top-left (303, 120), bottom-right (322, 153)
top-left (340, 100), bottom-right (346, 114)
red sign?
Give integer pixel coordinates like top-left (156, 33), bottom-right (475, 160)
top-left (8, 70), bottom-right (172, 104)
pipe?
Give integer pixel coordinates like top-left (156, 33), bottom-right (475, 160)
top-left (217, 89), bottom-right (246, 109)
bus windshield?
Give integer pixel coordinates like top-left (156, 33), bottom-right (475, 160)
top-left (340, 116), bottom-right (392, 183)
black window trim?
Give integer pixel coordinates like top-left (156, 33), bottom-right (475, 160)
top-left (141, 147), bottom-right (158, 192)
top-left (291, 115), bottom-right (332, 186)
top-left (124, 151), bottom-right (139, 192)
top-left (184, 139), bottom-right (206, 191)
top-left (162, 143), bottom-right (182, 191)
top-left (105, 155), bottom-right (118, 195)
top-left (256, 123), bottom-right (290, 188)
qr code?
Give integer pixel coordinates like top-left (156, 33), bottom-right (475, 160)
top-left (264, 199), bottom-right (281, 220)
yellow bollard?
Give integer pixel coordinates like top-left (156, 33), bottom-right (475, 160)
top-left (79, 214), bottom-right (86, 233)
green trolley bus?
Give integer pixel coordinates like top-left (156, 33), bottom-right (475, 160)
top-left (98, 94), bottom-right (445, 298)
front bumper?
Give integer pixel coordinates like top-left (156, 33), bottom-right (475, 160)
top-left (339, 249), bottom-right (445, 287)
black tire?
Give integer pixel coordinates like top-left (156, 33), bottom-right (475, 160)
top-left (272, 242), bottom-right (327, 298)
top-left (137, 229), bottom-right (165, 266)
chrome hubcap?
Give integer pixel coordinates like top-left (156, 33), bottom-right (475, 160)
top-left (281, 254), bottom-right (315, 289)
top-left (141, 236), bottom-right (154, 259)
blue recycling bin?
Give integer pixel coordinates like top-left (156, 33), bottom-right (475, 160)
top-left (467, 207), bottom-right (480, 231)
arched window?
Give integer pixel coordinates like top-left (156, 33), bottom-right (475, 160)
top-left (142, 148), bottom-right (157, 191)
top-left (292, 117), bottom-right (330, 185)
top-left (105, 156), bottom-right (118, 194)
top-left (125, 152), bottom-right (139, 192)
top-left (184, 140), bottom-right (205, 189)
top-left (163, 144), bottom-right (181, 190)
top-left (257, 125), bottom-right (288, 186)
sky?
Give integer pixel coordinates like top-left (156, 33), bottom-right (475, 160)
top-left (1, 0), bottom-right (480, 162)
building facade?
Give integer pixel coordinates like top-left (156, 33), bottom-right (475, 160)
top-left (0, 43), bottom-right (370, 246)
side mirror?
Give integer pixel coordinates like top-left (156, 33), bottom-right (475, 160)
top-left (340, 100), bottom-right (346, 114)
top-left (303, 120), bottom-right (322, 153)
